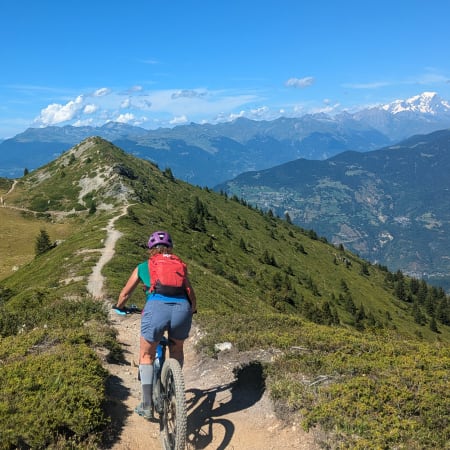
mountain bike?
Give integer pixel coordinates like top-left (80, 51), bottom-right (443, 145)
top-left (153, 336), bottom-right (188, 450)
top-left (112, 306), bottom-right (187, 449)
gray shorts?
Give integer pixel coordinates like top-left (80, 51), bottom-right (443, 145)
top-left (141, 299), bottom-right (192, 342)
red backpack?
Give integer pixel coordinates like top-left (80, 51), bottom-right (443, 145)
top-left (148, 253), bottom-right (188, 297)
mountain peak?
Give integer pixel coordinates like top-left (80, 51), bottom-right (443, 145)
top-left (381, 91), bottom-right (450, 115)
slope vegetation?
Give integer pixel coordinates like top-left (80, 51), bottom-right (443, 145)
top-left (0, 137), bottom-right (449, 449)
top-left (218, 129), bottom-right (450, 290)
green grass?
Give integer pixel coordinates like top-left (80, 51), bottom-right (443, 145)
top-left (0, 207), bottom-right (76, 281)
top-left (1, 137), bottom-right (449, 448)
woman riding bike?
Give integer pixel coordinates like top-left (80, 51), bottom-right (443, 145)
top-left (115, 230), bottom-right (197, 419)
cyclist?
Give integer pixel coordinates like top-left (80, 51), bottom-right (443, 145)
top-left (114, 230), bottom-right (197, 419)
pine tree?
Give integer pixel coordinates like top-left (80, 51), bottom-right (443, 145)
top-left (344, 292), bottom-right (357, 315)
top-left (436, 298), bottom-right (450, 325)
top-left (360, 262), bottom-right (370, 276)
top-left (35, 229), bottom-right (52, 256)
top-left (322, 301), bottom-right (333, 325)
top-left (164, 167), bottom-right (174, 180)
top-left (410, 277), bottom-right (420, 295)
top-left (395, 273), bottom-right (407, 301)
top-left (354, 304), bottom-right (367, 330)
top-left (204, 238), bottom-right (215, 253)
top-left (417, 280), bottom-right (428, 304)
top-left (239, 237), bottom-right (247, 252)
top-left (429, 316), bottom-right (439, 333)
top-left (88, 201), bottom-right (97, 215)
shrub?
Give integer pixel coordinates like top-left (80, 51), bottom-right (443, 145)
top-left (0, 343), bottom-right (108, 449)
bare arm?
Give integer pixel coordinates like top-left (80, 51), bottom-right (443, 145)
top-left (185, 278), bottom-right (197, 313)
top-left (116, 267), bottom-right (140, 308)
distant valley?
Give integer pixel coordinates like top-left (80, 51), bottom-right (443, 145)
top-left (218, 129), bottom-right (450, 290)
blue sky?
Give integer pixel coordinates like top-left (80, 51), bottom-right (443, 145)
top-left (1, 0), bottom-right (450, 139)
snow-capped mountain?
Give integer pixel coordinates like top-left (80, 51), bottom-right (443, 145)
top-left (352, 92), bottom-right (450, 140)
top-left (381, 91), bottom-right (450, 115)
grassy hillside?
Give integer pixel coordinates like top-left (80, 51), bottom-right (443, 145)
top-left (0, 207), bottom-right (75, 281)
top-left (217, 129), bottom-right (450, 292)
top-left (0, 137), bottom-right (449, 449)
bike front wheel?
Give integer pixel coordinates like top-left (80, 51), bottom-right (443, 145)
top-left (160, 358), bottom-right (187, 450)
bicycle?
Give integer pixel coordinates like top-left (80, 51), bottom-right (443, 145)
top-left (152, 336), bottom-right (188, 450)
top-left (112, 306), bottom-right (187, 450)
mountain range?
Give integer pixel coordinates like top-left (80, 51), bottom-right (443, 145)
top-left (217, 128), bottom-right (450, 290)
top-left (1, 92), bottom-right (450, 186)
top-left (1, 137), bottom-right (449, 449)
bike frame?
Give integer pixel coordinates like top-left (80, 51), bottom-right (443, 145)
top-left (152, 336), bottom-right (187, 450)
top-left (152, 337), bottom-right (167, 415)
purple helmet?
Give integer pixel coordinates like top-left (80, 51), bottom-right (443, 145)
top-left (148, 230), bottom-right (173, 249)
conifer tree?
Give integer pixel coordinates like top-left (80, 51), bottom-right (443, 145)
top-left (436, 298), bottom-right (450, 325)
top-left (164, 167), bottom-right (174, 180)
top-left (417, 280), bottom-right (428, 304)
top-left (429, 316), bottom-right (439, 333)
top-left (35, 229), bottom-right (52, 256)
top-left (360, 262), bottom-right (370, 276)
top-left (395, 272), bottom-right (407, 301)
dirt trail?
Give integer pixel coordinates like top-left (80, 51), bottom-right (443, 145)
top-left (87, 204), bottom-right (128, 298)
top-left (88, 208), bottom-right (320, 450)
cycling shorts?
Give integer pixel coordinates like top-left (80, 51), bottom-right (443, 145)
top-left (141, 299), bottom-right (192, 342)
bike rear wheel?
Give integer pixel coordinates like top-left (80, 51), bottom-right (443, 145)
top-left (160, 358), bottom-right (187, 450)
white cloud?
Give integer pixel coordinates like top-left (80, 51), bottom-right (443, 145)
top-left (94, 87), bottom-right (111, 97)
top-left (73, 118), bottom-right (94, 127)
top-left (318, 98), bottom-right (340, 113)
top-left (171, 89), bottom-right (206, 99)
top-left (169, 115), bottom-right (188, 125)
top-left (220, 110), bottom-right (245, 122)
top-left (120, 98), bottom-right (131, 108)
top-left (311, 104), bottom-right (341, 114)
top-left (115, 113), bottom-right (135, 124)
top-left (83, 104), bottom-right (98, 114)
top-left (213, 105), bottom-right (279, 123)
top-left (249, 106), bottom-right (269, 118)
top-left (145, 89), bottom-right (258, 119)
top-left (285, 77), bottom-right (315, 88)
top-left (35, 95), bottom-right (84, 126)
top-left (128, 97), bottom-right (152, 110)
top-left (32, 86), bottom-right (262, 130)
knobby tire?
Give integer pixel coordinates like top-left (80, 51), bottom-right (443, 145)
top-left (160, 358), bottom-right (187, 450)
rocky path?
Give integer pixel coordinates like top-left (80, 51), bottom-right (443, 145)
top-left (87, 204), bottom-right (128, 299)
top-left (87, 207), bottom-right (319, 450)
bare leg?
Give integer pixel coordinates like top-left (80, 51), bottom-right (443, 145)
top-left (169, 338), bottom-right (185, 367)
top-left (140, 336), bottom-right (158, 364)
